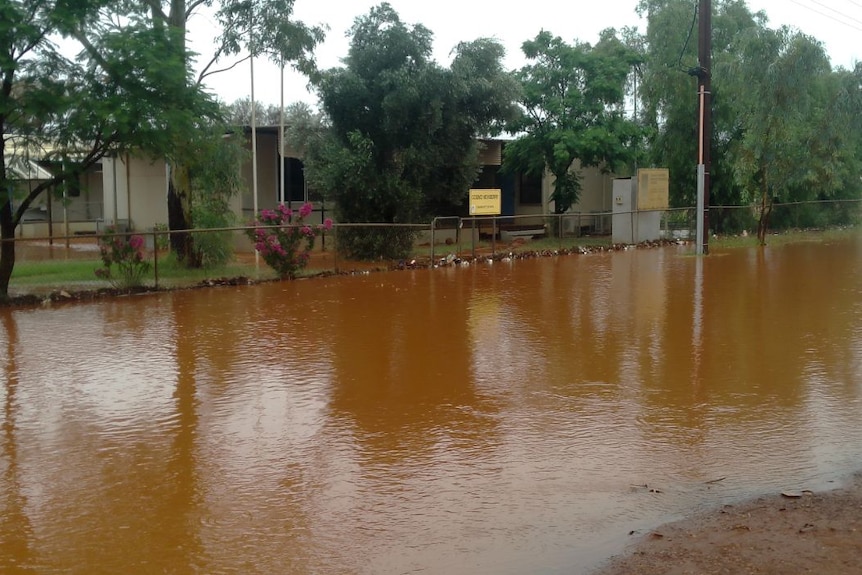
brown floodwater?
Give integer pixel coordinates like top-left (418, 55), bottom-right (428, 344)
top-left (2, 236), bottom-right (862, 574)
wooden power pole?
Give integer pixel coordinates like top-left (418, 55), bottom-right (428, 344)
top-left (695, 0), bottom-right (712, 255)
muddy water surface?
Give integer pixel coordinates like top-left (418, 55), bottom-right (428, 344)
top-left (2, 237), bottom-right (862, 574)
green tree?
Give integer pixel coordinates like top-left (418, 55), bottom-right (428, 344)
top-left (307, 3), bottom-right (519, 259)
top-left (224, 97), bottom-right (286, 127)
top-left (720, 26), bottom-right (834, 243)
top-left (636, 0), bottom-right (762, 217)
top-left (0, 0), bottom-right (217, 301)
top-left (280, 101), bottom-right (327, 158)
top-left (132, 0), bottom-right (324, 266)
top-left (503, 29), bottom-right (641, 214)
top-left (188, 128), bottom-right (247, 268)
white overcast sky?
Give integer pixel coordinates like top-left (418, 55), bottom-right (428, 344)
top-left (188, 0), bottom-right (862, 108)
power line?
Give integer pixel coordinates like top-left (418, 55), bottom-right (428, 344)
top-left (675, 0), bottom-right (699, 71)
top-left (804, 0), bottom-right (862, 26)
top-left (788, 0), bottom-right (862, 32)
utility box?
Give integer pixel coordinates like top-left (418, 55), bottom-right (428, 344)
top-left (612, 178), bottom-right (635, 244)
top-left (612, 170), bottom-right (667, 245)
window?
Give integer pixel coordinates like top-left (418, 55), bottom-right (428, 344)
top-left (473, 165), bottom-right (499, 189)
top-left (519, 173), bottom-right (542, 205)
top-left (280, 157), bottom-right (306, 203)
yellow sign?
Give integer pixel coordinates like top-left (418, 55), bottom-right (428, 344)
top-left (637, 168), bottom-right (670, 211)
top-left (469, 189), bottom-right (502, 215)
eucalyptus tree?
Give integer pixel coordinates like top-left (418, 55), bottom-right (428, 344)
top-left (130, 0), bottom-right (325, 265)
top-left (503, 29), bottom-right (641, 214)
top-left (0, 0), bottom-right (217, 301)
top-left (721, 26), bottom-right (838, 243)
top-left (308, 3), bottom-right (519, 259)
top-left (224, 97), bottom-right (286, 127)
top-left (636, 0), bottom-right (763, 212)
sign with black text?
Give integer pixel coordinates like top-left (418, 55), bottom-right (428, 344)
top-left (469, 189), bottom-right (502, 215)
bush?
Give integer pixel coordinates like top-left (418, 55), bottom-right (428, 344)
top-left (152, 223), bottom-right (170, 250)
top-left (247, 203), bottom-right (333, 279)
top-left (95, 227), bottom-right (151, 289)
top-left (192, 201), bottom-right (235, 269)
top-left (336, 226), bottom-right (417, 260)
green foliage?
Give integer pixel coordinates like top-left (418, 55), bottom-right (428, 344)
top-left (191, 206), bottom-right (234, 269)
top-left (133, 0), bottom-right (325, 268)
top-left (337, 227), bottom-right (418, 262)
top-left (636, 0), bottom-right (862, 233)
top-left (153, 223), bottom-right (170, 250)
top-left (214, 0), bottom-right (326, 73)
top-left (504, 29), bottom-right (642, 214)
top-left (185, 130), bottom-right (246, 268)
top-left (636, 0), bottom-right (762, 208)
top-left (0, 0), bottom-right (219, 299)
top-left (95, 227), bottom-right (151, 289)
top-left (717, 23), bottom-right (841, 241)
top-left (306, 2), bottom-right (519, 260)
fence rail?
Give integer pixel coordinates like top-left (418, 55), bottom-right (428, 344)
top-left (4, 199), bottom-right (861, 297)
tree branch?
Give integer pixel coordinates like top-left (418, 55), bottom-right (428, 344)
top-left (12, 1), bottom-right (49, 61)
top-left (184, 0), bottom-right (209, 21)
top-left (13, 134), bottom-right (116, 227)
top-left (198, 54), bottom-right (250, 84)
top-left (142, 0), bottom-right (168, 21)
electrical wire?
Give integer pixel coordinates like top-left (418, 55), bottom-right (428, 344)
top-left (675, 0), bottom-right (699, 71)
top-left (787, 0), bottom-right (862, 32)
top-left (804, 0), bottom-right (862, 26)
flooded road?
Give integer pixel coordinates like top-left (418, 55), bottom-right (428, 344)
top-left (2, 236), bottom-right (862, 574)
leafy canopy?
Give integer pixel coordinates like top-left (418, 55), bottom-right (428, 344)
top-left (307, 2), bottom-right (519, 259)
top-left (0, 0), bottom-right (219, 299)
top-left (504, 29), bottom-right (641, 214)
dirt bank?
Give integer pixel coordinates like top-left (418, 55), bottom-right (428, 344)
top-left (593, 473), bottom-right (862, 575)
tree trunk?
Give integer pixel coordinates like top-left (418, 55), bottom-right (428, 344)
top-left (162, 3), bottom-right (202, 268)
top-left (0, 198), bottom-right (16, 302)
top-left (756, 171), bottom-right (772, 246)
top-left (167, 162), bottom-right (201, 267)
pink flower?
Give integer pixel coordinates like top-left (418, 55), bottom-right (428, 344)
top-left (129, 235), bottom-right (144, 250)
top-left (299, 203), bottom-right (313, 218)
top-left (322, 218), bottom-right (333, 230)
top-left (301, 225), bottom-right (313, 237)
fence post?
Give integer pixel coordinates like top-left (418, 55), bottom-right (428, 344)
top-left (430, 217), bottom-right (436, 265)
top-left (333, 225), bottom-right (338, 274)
top-left (458, 218), bottom-right (462, 262)
top-left (491, 216), bottom-right (496, 258)
top-left (153, 230), bottom-right (159, 289)
top-left (471, 218), bottom-right (476, 261)
top-left (559, 214), bottom-right (563, 250)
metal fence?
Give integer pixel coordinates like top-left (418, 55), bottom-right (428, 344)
top-left (5, 199), bottom-right (861, 298)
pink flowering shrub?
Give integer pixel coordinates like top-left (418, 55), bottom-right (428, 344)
top-left (95, 226), bottom-right (151, 289)
top-left (246, 203), bottom-right (333, 279)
